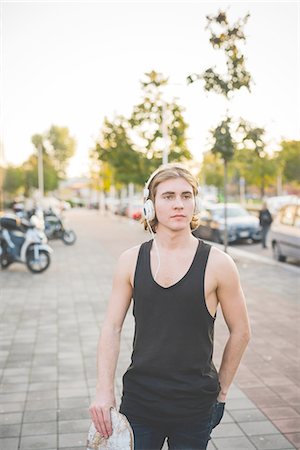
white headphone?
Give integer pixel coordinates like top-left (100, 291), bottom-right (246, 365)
top-left (143, 167), bottom-right (201, 222)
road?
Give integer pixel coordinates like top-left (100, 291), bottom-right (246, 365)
top-left (232, 240), bottom-right (300, 268)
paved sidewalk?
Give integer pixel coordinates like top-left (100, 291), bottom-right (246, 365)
top-left (0, 209), bottom-right (299, 450)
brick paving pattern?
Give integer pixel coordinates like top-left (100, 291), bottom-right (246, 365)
top-left (0, 209), bottom-right (299, 449)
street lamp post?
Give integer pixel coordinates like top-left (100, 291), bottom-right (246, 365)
top-left (38, 143), bottom-right (44, 198)
top-left (160, 81), bottom-right (187, 166)
top-left (239, 176), bottom-right (245, 204)
top-left (162, 100), bottom-right (169, 165)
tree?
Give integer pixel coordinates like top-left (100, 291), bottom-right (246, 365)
top-left (94, 116), bottom-right (144, 186)
top-left (93, 71), bottom-right (193, 191)
top-left (187, 10), bottom-right (252, 251)
top-left (129, 70), bottom-right (192, 180)
top-left (47, 125), bottom-right (76, 178)
top-left (0, 164), bottom-right (4, 210)
top-left (32, 126), bottom-right (76, 180)
top-left (237, 120), bottom-right (277, 197)
top-left (3, 165), bottom-right (24, 195)
top-left (22, 153), bottom-right (59, 196)
top-left (200, 151), bottom-right (224, 195)
top-left (31, 134), bottom-right (46, 154)
top-left (210, 117), bottom-right (236, 231)
top-left (187, 11), bottom-right (251, 98)
top-left (0, 142), bottom-right (4, 210)
top-left (233, 148), bottom-right (276, 196)
top-left (276, 140), bottom-right (300, 185)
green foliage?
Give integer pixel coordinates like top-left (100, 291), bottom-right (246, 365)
top-left (276, 140), bottom-right (300, 184)
top-left (200, 151), bottom-right (224, 189)
top-left (129, 70), bottom-right (192, 179)
top-left (187, 10), bottom-right (252, 97)
top-left (100, 162), bottom-right (115, 193)
top-left (234, 120), bottom-right (277, 197)
top-left (210, 117), bottom-right (235, 162)
top-left (32, 126), bottom-right (76, 179)
top-left (238, 119), bottom-right (266, 157)
top-left (187, 9), bottom-right (253, 225)
top-left (3, 165), bottom-right (25, 194)
top-left (47, 125), bottom-right (76, 178)
top-left (233, 147), bottom-right (277, 194)
top-left (141, 70), bottom-right (168, 89)
top-left (95, 116), bottom-right (144, 186)
top-left (2, 127), bottom-right (68, 197)
top-left (93, 70), bottom-right (192, 187)
top-left (22, 153), bottom-right (59, 195)
top-left (31, 134), bottom-right (46, 153)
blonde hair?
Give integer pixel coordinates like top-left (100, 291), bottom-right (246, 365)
top-left (143, 163), bottom-right (200, 232)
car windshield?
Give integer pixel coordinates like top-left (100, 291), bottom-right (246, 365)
top-left (212, 207), bottom-right (250, 219)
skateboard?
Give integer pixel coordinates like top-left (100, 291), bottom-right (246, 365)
top-left (87, 407), bottom-right (134, 450)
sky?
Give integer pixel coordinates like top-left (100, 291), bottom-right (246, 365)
top-left (1, 0), bottom-right (300, 177)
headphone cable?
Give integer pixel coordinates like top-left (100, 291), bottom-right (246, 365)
top-left (146, 218), bottom-right (161, 281)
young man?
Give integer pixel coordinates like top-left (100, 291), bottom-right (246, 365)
top-left (259, 201), bottom-right (273, 249)
top-left (89, 164), bottom-right (251, 450)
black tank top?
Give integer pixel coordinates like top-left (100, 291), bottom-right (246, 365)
top-left (119, 238), bottom-right (220, 424)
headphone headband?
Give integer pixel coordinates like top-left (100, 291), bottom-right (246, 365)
top-left (143, 166), bottom-right (166, 200)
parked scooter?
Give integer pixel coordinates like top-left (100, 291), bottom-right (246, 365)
top-left (0, 214), bottom-right (53, 273)
top-left (44, 210), bottom-right (76, 245)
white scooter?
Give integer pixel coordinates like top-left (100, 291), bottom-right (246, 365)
top-left (0, 214), bottom-right (53, 273)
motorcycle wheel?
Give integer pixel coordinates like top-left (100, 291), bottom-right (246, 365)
top-left (1, 255), bottom-right (12, 269)
top-left (0, 244), bottom-right (12, 269)
top-left (62, 230), bottom-right (76, 245)
top-left (26, 249), bottom-right (51, 273)
top-left (272, 242), bottom-right (286, 262)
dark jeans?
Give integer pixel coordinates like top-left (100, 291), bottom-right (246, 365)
top-left (261, 225), bottom-right (270, 248)
top-left (128, 401), bottom-right (225, 450)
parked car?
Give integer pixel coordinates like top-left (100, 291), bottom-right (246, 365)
top-left (266, 195), bottom-right (298, 216)
top-left (114, 202), bottom-right (129, 216)
top-left (269, 203), bottom-right (300, 262)
top-left (193, 203), bottom-right (261, 244)
top-left (126, 203), bottom-right (143, 221)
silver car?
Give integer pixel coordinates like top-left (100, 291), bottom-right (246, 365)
top-left (270, 203), bottom-right (300, 262)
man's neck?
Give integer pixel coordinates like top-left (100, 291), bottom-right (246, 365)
top-left (154, 227), bottom-right (196, 250)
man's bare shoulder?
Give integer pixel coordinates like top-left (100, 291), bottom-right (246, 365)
top-left (116, 243), bottom-right (146, 285)
top-left (118, 244), bottom-right (142, 265)
top-left (205, 245), bottom-right (242, 298)
top-left (208, 245), bottom-right (238, 274)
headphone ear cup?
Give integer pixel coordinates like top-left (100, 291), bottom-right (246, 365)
top-left (143, 199), bottom-right (155, 221)
top-left (194, 197), bottom-right (201, 215)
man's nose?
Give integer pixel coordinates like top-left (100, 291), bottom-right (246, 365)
top-left (174, 196), bottom-right (184, 208)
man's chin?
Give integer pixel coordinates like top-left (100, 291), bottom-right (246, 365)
top-left (157, 220), bottom-right (190, 232)
top-left (169, 223), bottom-right (189, 232)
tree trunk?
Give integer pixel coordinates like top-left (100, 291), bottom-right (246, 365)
top-left (260, 174), bottom-right (265, 199)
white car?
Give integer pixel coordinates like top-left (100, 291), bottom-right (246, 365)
top-left (270, 202), bottom-right (300, 262)
top-left (266, 195), bottom-right (298, 216)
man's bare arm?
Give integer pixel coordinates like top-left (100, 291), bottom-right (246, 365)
top-left (215, 251), bottom-right (251, 402)
top-left (89, 247), bottom-right (137, 438)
